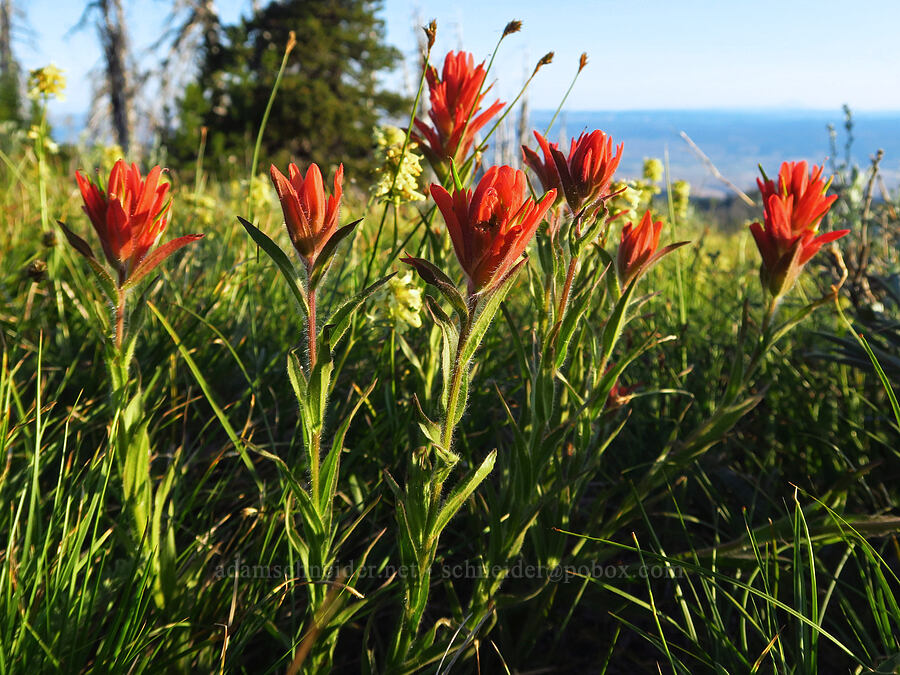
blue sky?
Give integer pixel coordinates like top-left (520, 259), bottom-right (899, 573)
top-left (15, 0), bottom-right (900, 116)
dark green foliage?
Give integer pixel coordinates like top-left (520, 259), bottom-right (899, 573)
top-left (0, 68), bottom-right (20, 123)
top-left (166, 0), bottom-right (407, 177)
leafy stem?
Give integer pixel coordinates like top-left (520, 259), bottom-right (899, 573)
top-left (440, 297), bottom-right (476, 452)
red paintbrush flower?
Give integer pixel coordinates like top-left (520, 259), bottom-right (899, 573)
top-left (547, 129), bottom-right (623, 216)
top-left (69, 160), bottom-right (202, 287)
top-left (521, 130), bottom-right (561, 196)
top-left (757, 161), bottom-right (838, 235)
top-left (412, 51), bottom-right (505, 178)
top-left (616, 210), bottom-right (688, 288)
top-left (425, 165), bottom-right (556, 294)
top-left (270, 162), bottom-right (344, 269)
top-left (749, 161), bottom-right (847, 298)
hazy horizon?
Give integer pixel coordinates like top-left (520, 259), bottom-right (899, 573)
top-left (14, 0), bottom-right (900, 118)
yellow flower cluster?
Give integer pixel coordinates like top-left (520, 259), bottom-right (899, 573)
top-left (231, 174), bottom-right (275, 210)
top-left (371, 126), bottom-right (425, 204)
top-left (368, 270), bottom-right (423, 331)
top-left (27, 64), bottom-right (66, 101)
top-left (607, 177), bottom-right (658, 219)
top-left (642, 157), bottom-right (664, 183)
top-left (606, 180), bottom-right (641, 220)
top-left (101, 144), bottom-right (125, 170)
top-left (671, 180), bottom-right (691, 221)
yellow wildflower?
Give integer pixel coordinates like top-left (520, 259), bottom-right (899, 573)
top-left (642, 157), bottom-right (663, 183)
top-left (372, 125), bottom-right (425, 203)
top-left (672, 180), bottom-right (691, 221)
top-left (28, 64), bottom-right (66, 101)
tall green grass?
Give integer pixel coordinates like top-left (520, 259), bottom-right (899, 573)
top-left (1, 106), bottom-right (898, 674)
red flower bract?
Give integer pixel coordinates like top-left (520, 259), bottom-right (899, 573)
top-left (412, 51), bottom-right (505, 178)
top-left (545, 129), bottom-right (622, 215)
top-left (428, 165), bottom-right (556, 294)
top-left (75, 160), bottom-right (201, 286)
top-left (270, 162), bottom-right (343, 269)
top-left (521, 130), bottom-right (561, 196)
top-left (749, 161), bottom-right (847, 298)
top-left (617, 210), bottom-right (663, 287)
top-left (758, 161), bottom-right (837, 235)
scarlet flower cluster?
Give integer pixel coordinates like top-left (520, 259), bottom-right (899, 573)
top-left (71, 160), bottom-right (202, 287)
top-left (749, 161), bottom-right (847, 298)
top-left (523, 130), bottom-right (623, 216)
top-left (270, 162), bottom-right (344, 269)
top-left (412, 51), bottom-right (505, 178)
top-left (429, 166), bottom-right (556, 294)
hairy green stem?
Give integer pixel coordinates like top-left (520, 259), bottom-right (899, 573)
top-left (307, 285), bottom-right (321, 501)
top-left (36, 103), bottom-right (49, 233)
top-left (115, 287), bottom-right (126, 353)
top-left (556, 254), bottom-right (579, 326)
top-left (440, 301), bottom-right (475, 451)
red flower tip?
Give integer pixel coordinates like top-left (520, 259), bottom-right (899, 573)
top-left (547, 129), bottom-right (623, 215)
top-left (411, 51), bottom-right (505, 178)
top-left (270, 162), bottom-right (344, 268)
top-left (74, 159), bottom-right (198, 286)
top-left (522, 130), bottom-right (562, 198)
top-left (750, 161), bottom-right (846, 298)
top-left (431, 165), bottom-right (556, 294)
top-left (616, 210), bottom-right (664, 287)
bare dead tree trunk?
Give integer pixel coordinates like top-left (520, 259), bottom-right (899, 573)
top-left (0, 0), bottom-right (13, 76)
top-left (155, 0), bottom-right (220, 133)
top-left (99, 0), bottom-right (133, 152)
top-left (0, 0), bottom-right (20, 120)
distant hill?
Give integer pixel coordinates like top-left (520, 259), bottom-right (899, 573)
top-left (529, 109), bottom-right (900, 197)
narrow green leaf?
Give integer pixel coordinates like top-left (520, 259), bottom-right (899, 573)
top-left (412, 394), bottom-right (441, 445)
top-left (320, 378), bottom-right (377, 517)
top-left (147, 301), bottom-right (263, 493)
top-left (432, 450), bottom-right (496, 539)
top-left (237, 216), bottom-right (309, 318)
top-left (601, 274), bottom-right (640, 364)
top-left (555, 266), bottom-right (607, 369)
top-left (58, 220), bottom-right (118, 302)
top-left (309, 218), bottom-right (363, 289)
top-left (326, 273), bottom-right (396, 349)
top-left (461, 259), bottom-right (527, 365)
top-left (402, 256), bottom-right (468, 323)
top-left (449, 159), bottom-right (465, 192)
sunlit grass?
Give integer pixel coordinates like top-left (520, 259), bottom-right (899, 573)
top-left (1, 109), bottom-right (898, 674)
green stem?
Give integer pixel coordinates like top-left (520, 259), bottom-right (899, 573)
top-left (440, 310), bottom-right (473, 451)
top-left (543, 58), bottom-right (586, 137)
top-left (307, 287), bottom-right (317, 371)
top-left (473, 55), bottom-right (549, 157)
top-left (307, 284), bottom-right (321, 500)
top-left (452, 30), bottom-right (507, 168)
top-left (663, 149), bottom-right (687, 373)
top-left (362, 39), bottom-right (433, 289)
top-left (390, 568), bottom-right (431, 668)
top-left (248, 32), bottom-right (296, 223)
top-left (362, 201), bottom-right (391, 290)
top-left (556, 254), bottom-right (579, 326)
top-left (193, 125), bottom-right (207, 201)
top-left (115, 287), bottom-right (126, 353)
top-left (36, 102), bottom-right (49, 232)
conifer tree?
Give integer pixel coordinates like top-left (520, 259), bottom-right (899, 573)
top-left (169, 0), bottom-right (406, 176)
